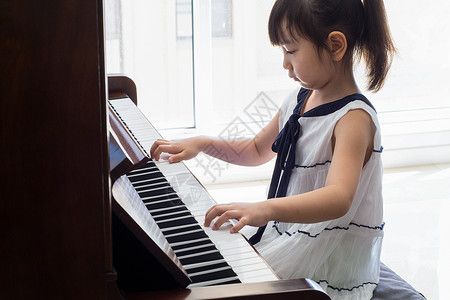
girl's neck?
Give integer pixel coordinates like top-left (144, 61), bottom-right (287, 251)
top-left (303, 66), bottom-right (360, 114)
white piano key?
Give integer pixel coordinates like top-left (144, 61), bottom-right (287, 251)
top-left (148, 204), bottom-right (187, 214)
top-left (151, 209), bottom-right (190, 220)
top-left (213, 238), bottom-right (249, 251)
top-left (127, 176), bottom-right (163, 185)
top-left (170, 237), bottom-right (211, 249)
top-left (177, 249), bottom-right (220, 260)
top-left (138, 184), bottom-right (169, 196)
top-left (133, 181), bottom-right (169, 190)
top-left (156, 214), bottom-right (194, 224)
top-left (231, 259), bottom-right (271, 273)
top-left (183, 259), bottom-right (227, 271)
top-left (240, 273), bottom-right (279, 283)
top-left (220, 246), bottom-right (257, 257)
top-left (127, 170), bottom-right (160, 178)
top-left (141, 192), bottom-right (178, 201)
top-left (164, 227), bottom-right (204, 239)
top-left (173, 242), bottom-right (215, 255)
top-left (160, 223), bottom-right (200, 233)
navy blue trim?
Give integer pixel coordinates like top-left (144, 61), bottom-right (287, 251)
top-left (272, 221), bottom-right (385, 238)
top-left (373, 146), bottom-right (383, 153)
top-left (294, 160), bottom-right (331, 169)
top-left (297, 88), bottom-right (376, 117)
top-left (317, 279), bottom-right (378, 292)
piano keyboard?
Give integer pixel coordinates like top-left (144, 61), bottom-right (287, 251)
top-left (109, 98), bottom-right (278, 287)
top-left (126, 161), bottom-right (240, 287)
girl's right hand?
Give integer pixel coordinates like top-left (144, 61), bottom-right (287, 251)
top-left (150, 137), bottom-right (206, 163)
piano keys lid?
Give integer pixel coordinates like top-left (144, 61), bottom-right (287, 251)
top-left (108, 102), bottom-right (149, 182)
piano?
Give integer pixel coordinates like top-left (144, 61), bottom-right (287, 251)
top-left (107, 76), bottom-right (330, 299)
top-left (2, 1), bottom-right (329, 298)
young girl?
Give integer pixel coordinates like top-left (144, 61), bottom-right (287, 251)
top-left (151, 0), bottom-right (395, 298)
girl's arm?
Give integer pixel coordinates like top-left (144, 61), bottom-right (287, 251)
top-left (204, 109), bottom-right (376, 233)
top-left (150, 110), bottom-right (281, 166)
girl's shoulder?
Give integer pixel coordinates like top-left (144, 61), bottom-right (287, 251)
top-left (279, 88), bottom-right (380, 131)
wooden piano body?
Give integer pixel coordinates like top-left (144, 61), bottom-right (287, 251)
top-left (1, 1), bottom-right (329, 299)
top-left (107, 83), bottom-right (329, 299)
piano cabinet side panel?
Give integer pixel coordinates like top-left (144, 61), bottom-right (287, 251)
top-left (126, 279), bottom-right (331, 300)
top-left (112, 213), bottom-right (189, 292)
top-left (0, 0), bottom-right (110, 299)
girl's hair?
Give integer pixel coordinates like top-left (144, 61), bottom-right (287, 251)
top-left (268, 0), bottom-right (396, 92)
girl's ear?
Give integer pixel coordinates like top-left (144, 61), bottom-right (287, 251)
top-left (328, 31), bottom-right (347, 62)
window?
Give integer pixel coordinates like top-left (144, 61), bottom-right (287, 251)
top-left (367, 1), bottom-right (450, 168)
top-left (176, 0), bottom-right (192, 40)
top-left (105, 0), bottom-right (195, 129)
top-left (105, 0), bottom-right (450, 183)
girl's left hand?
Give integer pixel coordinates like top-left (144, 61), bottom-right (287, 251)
top-left (204, 202), bottom-right (271, 233)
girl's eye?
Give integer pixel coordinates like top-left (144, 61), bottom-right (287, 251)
top-left (282, 45), bottom-right (295, 54)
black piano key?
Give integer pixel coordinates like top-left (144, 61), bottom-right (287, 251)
top-left (148, 204), bottom-right (187, 215)
top-left (161, 223), bottom-right (202, 236)
top-left (152, 208), bottom-right (191, 219)
top-left (214, 279), bottom-right (241, 285)
top-left (127, 171), bottom-right (162, 183)
top-left (179, 251), bottom-right (224, 266)
top-left (186, 262), bottom-right (230, 275)
top-left (133, 177), bottom-right (169, 187)
top-left (128, 168), bottom-right (167, 184)
top-left (144, 198), bottom-right (184, 210)
top-left (142, 192), bottom-right (180, 202)
top-left (128, 161), bottom-right (157, 174)
top-left (174, 245), bottom-right (217, 257)
top-left (190, 268), bottom-right (239, 284)
top-left (165, 230), bottom-right (209, 244)
top-left (133, 179), bottom-right (171, 190)
top-left (128, 176), bottom-right (166, 187)
top-left (133, 175), bottom-right (167, 184)
top-left (137, 186), bottom-right (176, 199)
top-left (139, 192), bottom-right (177, 201)
top-left (156, 216), bottom-right (199, 230)
top-left (127, 165), bottom-right (158, 175)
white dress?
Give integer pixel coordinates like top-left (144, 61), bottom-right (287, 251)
top-left (247, 88), bottom-right (384, 299)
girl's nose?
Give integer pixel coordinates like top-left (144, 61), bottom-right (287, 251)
top-left (282, 53), bottom-right (292, 71)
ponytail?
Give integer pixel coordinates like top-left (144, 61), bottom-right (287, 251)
top-left (268, 0), bottom-right (395, 92)
top-left (362, 0), bottom-right (396, 92)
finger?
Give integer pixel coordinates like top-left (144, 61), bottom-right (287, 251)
top-left (150, 139), bottom-right (168, 159)
top-left (204, 204), bottom-right (228, 227)
top-left (230, 218), bottom-right (248, 233)
top-left (168, 152), bottom-right (185, 164)
top-left (212, 210), bottom-right (241, 230)
top-left (152, 144), bottom-right (177, 161)
top-left (204, 205), bottom-right (220, 227)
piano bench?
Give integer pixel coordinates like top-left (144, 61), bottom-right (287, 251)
top-left (371, 262), bottom-right (426, 300)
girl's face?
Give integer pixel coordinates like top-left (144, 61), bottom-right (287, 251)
top-left (281, 33), bottom-right (334, 91)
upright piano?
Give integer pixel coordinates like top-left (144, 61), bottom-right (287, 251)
top-left (1, 1), bottom-right (329, 299)
top-left (107, 76), bottom-right (330, 299)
